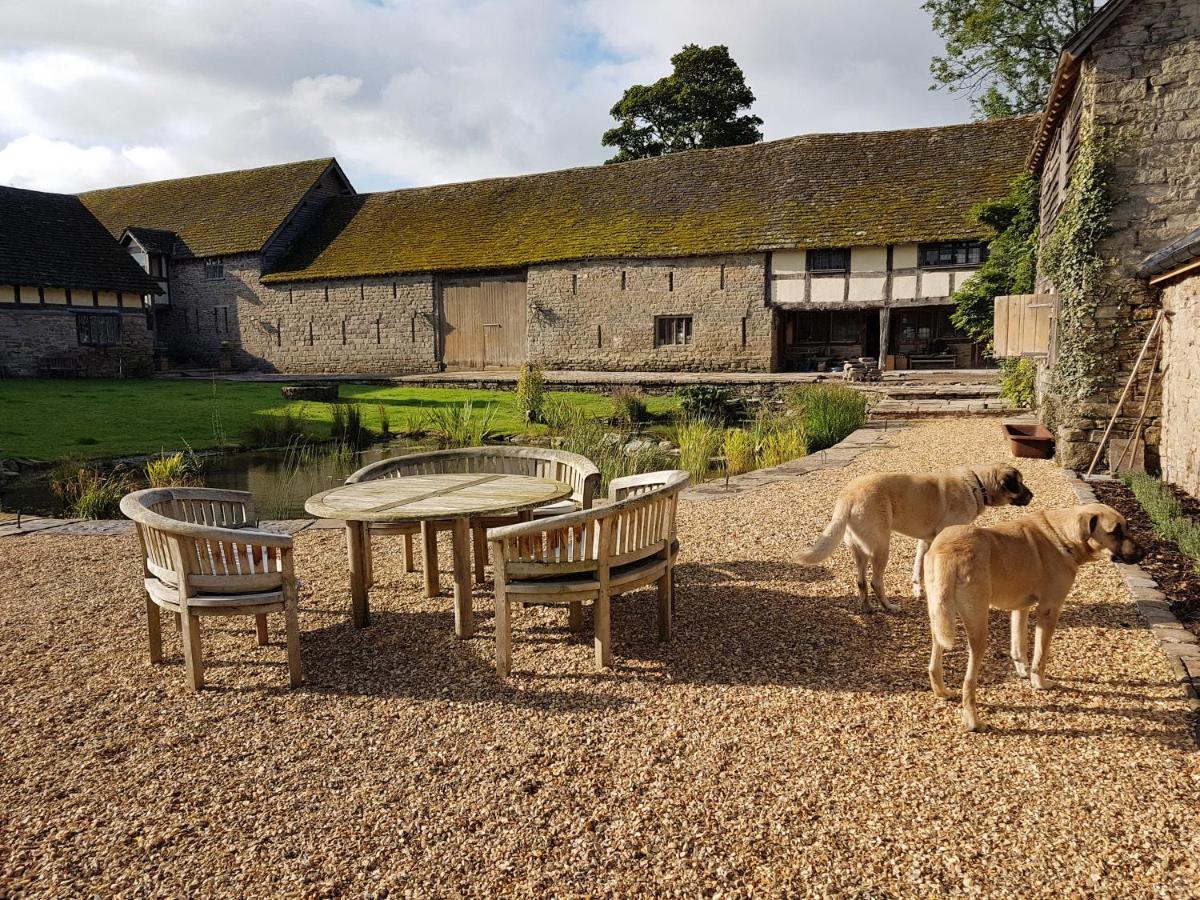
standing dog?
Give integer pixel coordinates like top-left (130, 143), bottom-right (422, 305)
top-left (924, 503), bottom-right (1144, 732)
top-left (798, 465), bottom-right (1033, 611)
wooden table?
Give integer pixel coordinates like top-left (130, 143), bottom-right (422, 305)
top-left (305, 473), bottom-right (572, 636)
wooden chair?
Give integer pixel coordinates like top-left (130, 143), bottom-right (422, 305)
top-left (120, 487), bottom-right (302, 690)
top-left (345, 447), bottom-right (601, 592)
top-left (487, 469), bottom-right (689, 675)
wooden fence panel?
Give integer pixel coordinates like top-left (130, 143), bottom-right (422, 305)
top-left (993, 294), bottom-right (1053, 358)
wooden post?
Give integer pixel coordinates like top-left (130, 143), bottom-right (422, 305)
top-left (451, 517), bottom-right (475, 639)
top-left (1086, 311), bottom-right (1164, 477)
top-left (421, 521), bottom-right (440, 597)
top-left (1115, 327), bottom-right (1163, 473)
top-left (255, 614), bottom-right (268, 646)
top-left (494, 550), bottom-right (511, 676)
top-left (346, 521), bottom-right (370, 628)
top-left (146, 597), bottom-right (163, 664)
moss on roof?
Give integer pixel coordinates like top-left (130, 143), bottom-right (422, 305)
top-left (0, 186), bottom-right (162, 294)
top-left (80, 158), bottom-right (335, 259)
top-left (265, 117), bottom-right (1038, 283)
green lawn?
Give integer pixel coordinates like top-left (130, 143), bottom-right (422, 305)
top-left (0, 379), bottom-right (678, 461)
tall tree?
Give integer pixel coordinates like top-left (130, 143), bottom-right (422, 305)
top-left (924, 0), bottom-right (1096, 118)
top-left (602, 44), bottom-right (763, 164)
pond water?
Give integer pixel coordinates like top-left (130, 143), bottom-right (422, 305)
top-left (1, 439), bottom-right (433, 520)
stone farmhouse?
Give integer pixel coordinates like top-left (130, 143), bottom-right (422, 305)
top-left (1025, 0), bottom-right (1200, 491)
top-left (0, 186), bottom-right (161, 377)
top-left (0, 116), bottom-right (1036, 379)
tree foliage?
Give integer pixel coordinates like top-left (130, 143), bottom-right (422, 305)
top-left (924, 0), bottom-right (1096, 118)
top-left (602, 44), bottom-right (763, 163)
top-left (949, 173), bottom-right (1040, 343)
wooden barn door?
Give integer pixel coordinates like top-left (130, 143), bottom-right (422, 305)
top-left (440, 275), bottom-right (527, 370)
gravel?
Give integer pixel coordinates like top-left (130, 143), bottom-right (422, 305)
top-left (2, 417), bottom-right (1197, 897)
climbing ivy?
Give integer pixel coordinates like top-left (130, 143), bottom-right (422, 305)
top-left (1040, 123), bottom-right (1125, 406)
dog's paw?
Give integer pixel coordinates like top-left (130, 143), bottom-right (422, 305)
top-left (911, 582), bottom-right (924, 600)
top-left (1030, 673), bottom-right (1057, 691)
top-left (1012, 661), bottom-right (1029, 678)
top-left (962, 711), bottom-right (980, 732)
top-left (880, 598), bottom-right (901, 613)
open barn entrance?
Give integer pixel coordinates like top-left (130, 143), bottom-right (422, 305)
top-left (775, 308), bottom-right (880, 373)
top-left (438, 273), bottom-right (528, 371)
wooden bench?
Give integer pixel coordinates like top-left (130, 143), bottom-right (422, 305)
top-left (487, 469), bottom-right (689, 675)
top-left (36, 355), bottom-right (81, 378)
top-left (345, 446), bottom-right (600, 593)
top-left (120, 487), bottom-right (302, 690)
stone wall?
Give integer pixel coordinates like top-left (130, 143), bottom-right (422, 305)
top-left (160, 254), bottom-right (439, 374)
top-left (1160, 272), bottom-right (1200, 497)
top-left (1041, 0), bottom-right (1200, 470)
top-left (0, 307), bottom-right (154, 377)
top-left (527, 254), bottom-right (772, 372)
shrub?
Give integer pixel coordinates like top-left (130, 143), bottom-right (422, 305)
top-left (677, 385), bottom-right (740, 425)
top-left (553, 406), bottom-right (672, 491)
top-left (1122, 473), bottom-right (1200, 567)
top-left (723, 428), bottom-right (757, 475)
top-left (999, 358), bottom-right (1037, 409)
top-left (788, 384), bottom-right (868, 452)
top-left (675, 418), bottom-right (724, 484)
top-left (50, 461), bottom-right (133, 519)
top-left (377, 404), bottom-right (392, 437)
top-left (331, 403), bottom-right (373, 449)
top-left (611, 387), bottom-right (648, 427)
top-left (759, 423), bottom-right (807, 468)
top-left (422, 399), bottom-right (496, 449)
top-left (540, 395), bottom-right (577, 434)
top-left (241, 408), bottom-right (310, 448)
top-left (145, 450), bottom-right (201, 487)
top-left (516, 364), bottom-right (547, 424)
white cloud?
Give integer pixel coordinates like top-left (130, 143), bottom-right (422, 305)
top-left (0, 0), bottom-right (974, 194)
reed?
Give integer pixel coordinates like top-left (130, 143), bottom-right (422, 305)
top-left (422, 400), bottom-right (496, 449)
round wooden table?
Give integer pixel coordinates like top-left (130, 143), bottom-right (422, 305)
top-left (305, 473), bottom-right (573, 636)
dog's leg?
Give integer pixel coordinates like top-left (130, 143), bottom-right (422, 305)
top-left (929, 641), bottom-right (953, 699)
top-left (1010, 609), bottom-right (1030, 678)
top-left (912, 540), bottom-right (928, 599)
top-left (849, 541), bottom-right (871, 612)
top-left (1030, 606), bottom-right (1061, 690)
top-left (960, 605), bottom-right (988, 732)
top-left (870, 541), bottom-right (898, 613)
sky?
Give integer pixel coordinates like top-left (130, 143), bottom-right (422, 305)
top-left (0, 0), bottom-right (976, 195)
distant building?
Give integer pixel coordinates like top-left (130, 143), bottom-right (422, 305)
top-left (0, 186), bottom-right (161, 377)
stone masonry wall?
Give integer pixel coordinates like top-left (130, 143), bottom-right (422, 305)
top-left (0, 307), bottom-right (154, 377)
top-left (1160, 272), bottom-right (1200, 497)
top-left (1043, 0), bottom-right (1200, 470)
top-left (527, 254), bottom-right (772, 372)
top-left (161, 254), bottom-right (439, 374)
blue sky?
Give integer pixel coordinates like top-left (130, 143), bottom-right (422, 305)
top-left (0, 0), bottom-right (976, 194)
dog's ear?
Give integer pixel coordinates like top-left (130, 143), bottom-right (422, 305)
top-left (1089, 514), bottom-right (1098, 534)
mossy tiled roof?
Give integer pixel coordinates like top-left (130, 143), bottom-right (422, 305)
top-left (80, 158), bottom-right (335, 259)
top-left (0, 185), bottom-right (162, 294)
top-left (265, 117), bottom-right (1038, 283)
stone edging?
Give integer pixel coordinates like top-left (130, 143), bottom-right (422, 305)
top-left (1067, 472), bottom-right (1200, 713)
top-left (681, 421), bottom-right (905, 502)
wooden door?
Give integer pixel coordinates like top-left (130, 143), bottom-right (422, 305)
top-left (440, 275), bottom-right (528, 370)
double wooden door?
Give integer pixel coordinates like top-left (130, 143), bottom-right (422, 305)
top-left (440, 276), bottom-right (528, 370)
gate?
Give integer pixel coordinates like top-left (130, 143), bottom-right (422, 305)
top-left (440, 275), bottom-right (528, 370)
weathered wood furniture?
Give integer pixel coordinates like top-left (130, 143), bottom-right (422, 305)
top-left (305, 472), bottom-right (573, 636)
top-left (487, 469), bottom-right (689, 676)
top-left (119, 487), bottom-right (302, 690)
top-left (344, 447), bottom-right (600, 591)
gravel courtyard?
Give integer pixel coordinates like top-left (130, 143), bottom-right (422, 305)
top-left (2, 418), bottom-right (1197, 897)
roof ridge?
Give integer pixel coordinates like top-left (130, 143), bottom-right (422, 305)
top-left (78, 157), bottom-right (335, 196)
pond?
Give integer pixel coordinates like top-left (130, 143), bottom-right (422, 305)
top-left (0, 439), bottom-right (433, 520)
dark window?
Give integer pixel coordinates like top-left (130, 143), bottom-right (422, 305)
top-left (655, 315), bottom-right (692, 347)
top-left (203, 258), bottom-right (224, 280)
top-left (149, 254), bottom-right (166, 278)
top-left (830, 311), bottom-right (861, 343)
top-left (918, 241), bottom-right (987, 268)
top-left (76, 313), bottom-right (120, 347)
top-left (806, 248), bottom-right (850, 273)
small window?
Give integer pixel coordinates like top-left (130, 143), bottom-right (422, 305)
top-left (655, 315), bottom-right (693, 347)
top-left (203, 258), bottom-right (224, 280)
top-left (806, 248), bottom-right (850, 274)
top-left (76, 313), bottom-right (120, 347)
top-left (149, 254), bottom-right (166, 278)
top-left (830, 311), bottom-right (861, 344)
top-left (918, 241), bottom-right (987, 268)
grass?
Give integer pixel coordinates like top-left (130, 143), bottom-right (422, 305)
top-left (549, 403), bottom-right (672, 491)
top-left (422, 400), bottom-right (497, 449)
top-left (675, 419), bottom-right (724, 484)
top-left (786, 384), bottom-right (869, 452)
top-left (1122, 473), bottom-right (1200, 569)
top-left (0, 379), bottom-right (679, 461)
top-left (144, 451), bottom-right (201, 488)
top-left (49, 461), bottom-right (134, 519)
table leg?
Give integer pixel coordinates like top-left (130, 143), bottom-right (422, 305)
top-left (451, 517), bottom-right (475, 639)
top-left (421, 521), bottom-right (440, 598)
top-left (346, 521), bottom-right (370, 628)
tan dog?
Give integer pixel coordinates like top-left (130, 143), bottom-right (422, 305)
top-left (924, 503), bottom-right (1144, 732)
top-left (798, 465), bottom-right (1033, 611)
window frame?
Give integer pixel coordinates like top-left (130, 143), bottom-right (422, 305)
top-left (654, 315), bottom-right (693, 348)
top-left (917, 241), bottom-right (988, 269)
top-left (805, 247), bottom-right (851, 274)
top-left (203, 258), bottom-right (224, 281)
top-left (76, 312), bottom-right (121, 348)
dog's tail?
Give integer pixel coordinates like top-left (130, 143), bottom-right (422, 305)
top-left (798, 497), bottom-right (851, 564)
top-left (925, 551), bottom-right (956, 650)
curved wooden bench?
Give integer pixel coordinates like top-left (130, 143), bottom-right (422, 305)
top-left (487, 469), bottom-right (689, 675)
top-left (120, 487), bottom-right (302, 690)
top-left (345, 446), bottom-right (600, 593)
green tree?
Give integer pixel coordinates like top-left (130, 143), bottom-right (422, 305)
top-left (949, 173), bottom-right (1040, 343)
top-left (924, 0), bottom-right (1096, 118)
top-left (602, 44), bottom-right (763, 163)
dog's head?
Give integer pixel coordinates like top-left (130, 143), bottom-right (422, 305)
top-left (981, 464), bottom-right (1034, 507)
top-left (1078, 503), bottom-right (1145, 564)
